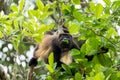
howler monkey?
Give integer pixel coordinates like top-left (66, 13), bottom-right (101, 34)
top-left (29, 26), bottom-right (79, 66)
top-left (28, 27), bottom-right (79, 80)
top-left (29, 33), bottom-right (79, 67)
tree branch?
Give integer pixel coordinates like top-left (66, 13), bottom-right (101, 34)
top-left (0, 65), bottom-right (9, 80)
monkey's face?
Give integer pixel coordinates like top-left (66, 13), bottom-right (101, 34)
top-left (58, 34), bottom-right (72, 51)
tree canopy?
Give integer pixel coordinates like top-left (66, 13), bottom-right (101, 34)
top-left (0, 0), bottom-right (120, 80)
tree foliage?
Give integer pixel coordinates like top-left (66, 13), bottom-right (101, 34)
top-left (0, 0), bottom-right (120, 80)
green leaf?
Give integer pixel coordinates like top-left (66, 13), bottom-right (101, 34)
top-left (106, 27), bottom-right (117, 38)
top-left (104, 0), bottom-right (111, 6)
top-left (86, 77), bottom-right (95, 80)
top-left (86, 37), bottom-right (99, 55)
top-left (95, 4), bottom-right (103, 18)
top-left (46, 65), bottom-right (54, 73)
top-left (72, 0), bottom-right (80, 4)
top-left (19, 0), bottom-right (24, 11)
top-left (62, 64), bottom-right (72, 75)
top-left (112, 1), bottom-right (120, 10)
top-left (117, 71), bottom-right (120, 78)
top-left (13, 20), bottom-right (19, 28)
top-left (97, 54), bottom-right (112, 67)
top-left (95, 72), bottom-right (105, 80)
top-left (36, 0), bottom-right (44, 11)
top-left (68, 21), bottom-right (80, 34)
top-left (0, 31), bottom-right (3, 38)
top-left (73, 11), bottom-right (83, 21)
top-left (10, 4), bottom-right (18, 12)
top-left (62, 3), bottom-right (69, 11)
top-left (46, 76), bottom-right (53, 80)
top-left (48, 53), bottom-right (54, 67)
top-left (75, 73), bottom-right (82, 80)
top-left (28, 10), bottom-right (39, 18)
top-left (104, 68), bottom-right (114, 80)
top-left (90, 2), bottom-right (96, 12)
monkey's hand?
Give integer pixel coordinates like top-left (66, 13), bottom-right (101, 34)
top-left (29, 57), bottom-right (38, 66)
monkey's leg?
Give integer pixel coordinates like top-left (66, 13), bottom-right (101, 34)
top-left (60, 51), bottom-right (72, 65)
top-left (27, 65), bottom-right (34, 80)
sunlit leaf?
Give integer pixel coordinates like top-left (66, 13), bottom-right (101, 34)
top-left (95, 4), bottom-right (103, 18)
top-left (75, 73), bottom-right (82, 80)
top-left (10, 4), bottom-right (18, 12)
top-left (48, 53), bottom-right (54, 67)
top-left (95, 72), bottom-right (105, 80)
top-left (104, 0), bottom-right (111, 6)
top-left (90, 2), bottom-right (96, 12)
top-left (46, 65), bottom-right (54, 73)
top-left (46, 76), bottom-right (53, 80)
top-left (36, 0), bottom-right (44, 11)
top-left (68, 21), bottom-right (80, 34)
top-left (0, 31), bottom-right (3, 38)
top-left (73, 11), bottom-right (83, 21)
top-left (72, 0), bottom-right (80, 4)
top-left (106, 27), bottom-right (117, 38)
top-left (19, 0), bottom-right (24, 11)
top-left (62, 64), bottom-right (72, 75)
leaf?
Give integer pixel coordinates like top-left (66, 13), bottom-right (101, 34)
top-left (75, 73), bottom-right (82, 80)
top-left (48, 53), bottom-right (54, 67)
top-left (73, 11), bottom-right (83, 21)
top-left (95, 4), bottom-right (103, 18)
top-left (72, 0), bottom-right (80, 4)
top-left (104, 0), bottom-right (111, 6)
top-left (106, 27), bottom-right (117, 38)
top-left (89, 2), bottom-right (96, 12)
top-left (19, 0), bottom-right (24, 11)
top-left (112, 1), bottom-right (120, 10)
top-left (46, 65), bottom-right (54, 73)
top-left (46, 76), bottom-right (53, 80)
top-left (28, 10), bottom-right (39, 18)
top-left (95, 72), bottom-right (105, 80)
top-left (0, 31), bottom-right (3, 38)
top-left (97, 54), bottom-right (112, 67)
top-left (62, 3), bottom-right (70, 11)
top-left (71, 49), bottom-right (80, 56)
top-left (104, 68), bottom-right (114, 80)
top-left (10, 4), bottom-right (18, 12)
top-left (36, 0), bottom-right (44, 11)
top-left (62, 64), bottom-right (72, 75)
top-left (13, 20), bottom-right (19, 28)
top-left (68, 21), bottom-right (80, 34)
top-left (86, 37), bottom-right (99, 55)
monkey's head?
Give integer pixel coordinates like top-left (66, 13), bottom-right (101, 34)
top-left (58, 33), bottom-right (72, 51)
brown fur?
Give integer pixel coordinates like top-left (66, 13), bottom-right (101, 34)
top-left (33, 33), bottom-right (73, 65)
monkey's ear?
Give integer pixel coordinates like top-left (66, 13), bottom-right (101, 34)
top-left (29, 57), bottom-right (38, 66)
top-left (62, 26), bottom-right (69, 33)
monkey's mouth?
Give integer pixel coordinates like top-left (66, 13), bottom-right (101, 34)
top-left (60, 40), bottom-right (70, 49)
top-left (62, 39), bottom-right (69, 44)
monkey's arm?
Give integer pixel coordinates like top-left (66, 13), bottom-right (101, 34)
top-left (29, 46), bottom-right (52, 66)
top-left (28, 45), bottom-right (52, 80)
top-left (72, 41), bottom-right (80, 50)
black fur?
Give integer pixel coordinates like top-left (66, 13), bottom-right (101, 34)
top-left (51, 34), bottom-right (79, 67)
top-left (29, 57), bottom-right (38, 66)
